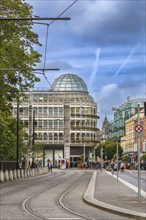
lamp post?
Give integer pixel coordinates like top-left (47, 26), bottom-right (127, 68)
top-left (94, 145), bottom-right (98, 161)
top-left (137, 104), bottom-right (141, 201)
top-left (16, 96), bottom-right (19, 169)
top-left (116, 140), bottom-right (119, 182)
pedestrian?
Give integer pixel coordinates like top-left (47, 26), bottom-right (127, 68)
top-left (110, 161), bottom-right (115, 175)
top-left (66, 160), bottom-right (69, 169)
top-left (120, 162), bottom-right (125, 172)
top-left (47, 161), bottom-right (53, 173)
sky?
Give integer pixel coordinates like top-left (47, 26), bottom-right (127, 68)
top-left (26, 0), bottom-right (145, 128)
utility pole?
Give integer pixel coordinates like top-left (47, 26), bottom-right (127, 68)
top-left (84, 142), bottom-right (85, 162)
top-left (32, 110), bottom-right (35, 146)
top-left (16, 97), bottom-right (19, 169)
top-left (116, 141), bottom-right (119, 182)
top-left (137, 104), bottom-right (141, 201)
top-left (100, 147), bottom-right (103, 171)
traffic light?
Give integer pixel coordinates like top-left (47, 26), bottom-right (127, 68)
top-left (144, 102), bottom-right (146, 116)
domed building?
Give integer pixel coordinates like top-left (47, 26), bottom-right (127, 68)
top-left (12, 73), bottom-right (99, 167)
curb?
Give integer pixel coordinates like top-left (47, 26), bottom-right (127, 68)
top-left (83, 171), bottom-right (146, 220)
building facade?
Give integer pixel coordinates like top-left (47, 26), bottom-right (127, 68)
top-left (102, 115), bottom-right (109, 142)
top-left (121, 108), bottom-right (146, 155)
top-left (108, 97), bottom-right (145, 142)
top-left (12, 74), bottom-right (99, 166)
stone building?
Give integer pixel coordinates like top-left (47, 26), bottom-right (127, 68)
top-left (102, 115), bottom-right (109, 142)
top-left (12, 73), bottom-right (99, 166)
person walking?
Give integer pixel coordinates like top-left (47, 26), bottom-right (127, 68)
top-left (110, 161), bottom-right (115, 175)
top-left (120, 162), bottom-right (125, 172)
top-left (47, 161), bottom-right (53, 173)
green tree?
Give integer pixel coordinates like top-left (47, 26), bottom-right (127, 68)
top-left (0, 0), bottom-right (41, 111)
top-left (96, 140), bottom-right (123, 160)
top-left (141, 153), bottom-right (146, 161)
top-left (0, 111), bottom-right (27, 160)
top-left (123, 155), bottom-right (131, 162)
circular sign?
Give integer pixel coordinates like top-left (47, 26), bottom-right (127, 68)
top-left (135, 124), bottom-right (143, 133)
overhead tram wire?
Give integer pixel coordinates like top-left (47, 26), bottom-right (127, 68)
top-left (41, 0), bottom-right (78, 86)
top-left (49, 0), bottom-right (78, 26)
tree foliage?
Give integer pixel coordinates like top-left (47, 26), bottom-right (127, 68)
top-left (96, 140), bottom-right (123, 160)
top-left (0, 111), bottom-right (27, 160)
top-left (0, 0), bottom-right (42, 159)
top-left (0, 0), bottom-right (41, 111)
top-left (141, 153), bottom-right (146, 161)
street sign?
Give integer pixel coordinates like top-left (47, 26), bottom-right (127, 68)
top-left (135, 124), bottom-right (144, 138)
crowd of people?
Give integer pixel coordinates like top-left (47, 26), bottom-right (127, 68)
top-left (18, 159), bottom-right (42, 169)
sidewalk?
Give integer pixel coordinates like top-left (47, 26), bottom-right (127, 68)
top-left (84, 170), bottom-right (146, 220)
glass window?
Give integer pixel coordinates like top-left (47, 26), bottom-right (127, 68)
top-left (49, 120), bottom-right (53, 127)
top-left (44, 133), bottom-right (47, 140)
top-left (54, 133), bottom-right (58, 141)
top-left (44, 107), bottom-right (47, 114)
top-left (39, 107), bottom-right (42, 113)
top-left (59, 120), bottom-right (63, 128)
top-left (59, 133), bottom-right (63, 140)
top-left (76, 133), bottom-right (80, 140)
top-left (54, 120), bottom-right (58, 128)
top-left (38, 120), bottom-right (42, 128)
top-left (24, 121), bottom-right (28, 127)
top-left (48, 133), bottom-right (52, 140)
top-left (38, 133), bottom-right (42, 140)
top-left (44, 120), bottom-right (47, 128)
top-left (49, 107), bottom-right (53, 117)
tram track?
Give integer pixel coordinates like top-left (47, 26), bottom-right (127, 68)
top-left (23, 171), bottom-right (95, 220)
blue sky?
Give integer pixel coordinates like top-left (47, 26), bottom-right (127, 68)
top-left (26, 0), bottom-right (145, 128)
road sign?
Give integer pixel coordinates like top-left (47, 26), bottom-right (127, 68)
top-left (135, 124), bottom-right (144, 138)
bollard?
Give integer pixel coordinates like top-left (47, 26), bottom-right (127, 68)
top-left (26, 169), bottom-right (30, 177)
top-left (20, 169), bottom-right (24, 178)
top-left (13, 170), bottom-right (17, 180)
top-left (17, 169), bottom-right (20, 179)
top-left (0, 170), bottom-right (4, 182)
top-left (9, 170), bottom-right (14, 181)
top-left (32, 168), bottom-right (35, 176)
top-left (24, 169), bottom-right (27, 178)
top-left (4, 170), bottom-right (9, 181)
top-left (30, 169), bottom-right (32, 176)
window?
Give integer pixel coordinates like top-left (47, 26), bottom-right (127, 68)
top-left (48, 133), bottom-right (52, 140)
top-left (59, 120), bottom-right (64, 128)
top-left (38, 133), bottom-right (42, 140)
top-left (54, 107), bottom-right (58, 117)
top-left (44, 133), bottom-right (47, 140)
top-left (54, 120), bottom-right (58, 128)
top-left (44, 120), bottom-right (47, 128)
top-left (76, 133), bottom-right (80, 140)
top-left (54, 133), bottom-right (58, 141)
top-left (24, 121), bottom-right (28, 127)
top-left (48, 120), bottom-right (53, 128)
top-left (49, 107), bottom-right (53, 117)
top-left (38, 120), bottom-right (42, 128)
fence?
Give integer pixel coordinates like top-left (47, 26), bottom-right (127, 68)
top-left (0, 166), bottom-right (48, 182)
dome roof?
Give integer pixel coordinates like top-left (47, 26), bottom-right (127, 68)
top-left (52, 73), bottom-right (88, 93)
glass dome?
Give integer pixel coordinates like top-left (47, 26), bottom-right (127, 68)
top-left (52, 73), bottom-right (88, 93)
